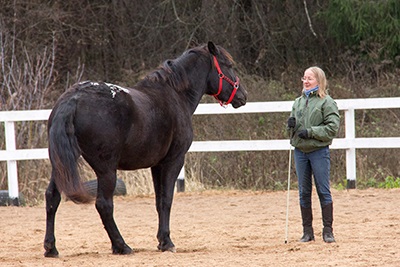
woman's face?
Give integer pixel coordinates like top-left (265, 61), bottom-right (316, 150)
top-left (302, 69), bottom-right (318, 90)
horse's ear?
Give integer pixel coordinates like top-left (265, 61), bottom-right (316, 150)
top-left (208, 41), bottom-right (219, 56)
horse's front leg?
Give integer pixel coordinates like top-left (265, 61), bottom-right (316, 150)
top-left (151, 161), bottom-right (183, 252)
top-left (95, 172), bottom-right (132, 255)
top-left (44, 177), bottom-right (61, 257)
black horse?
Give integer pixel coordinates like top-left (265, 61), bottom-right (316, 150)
top-left (44, 42), bottom-right (247, 257)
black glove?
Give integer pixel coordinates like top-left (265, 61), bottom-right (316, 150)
top-left (298, 129), bottom-right (309, 139)
top-left (287, 117), bottom-right (296, 128)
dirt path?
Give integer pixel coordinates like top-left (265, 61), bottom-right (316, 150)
top-left (0, 188), bottom-right (399, 266)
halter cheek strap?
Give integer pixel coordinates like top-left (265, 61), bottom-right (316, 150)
top-left (211, 56), bottom-right (240, 106)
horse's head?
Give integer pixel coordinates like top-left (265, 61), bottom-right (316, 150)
top-left (206, 42), bottom-right (247, 108)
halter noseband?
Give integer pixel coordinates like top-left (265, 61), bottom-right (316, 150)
top-left (211, 56), bottom-right (240, 106)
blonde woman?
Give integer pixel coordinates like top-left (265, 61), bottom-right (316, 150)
top-left (287, 66), bottom-right (340, 243)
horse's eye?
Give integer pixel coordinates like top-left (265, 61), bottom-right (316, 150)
top-left (225, 63), bottom-right (233, 69)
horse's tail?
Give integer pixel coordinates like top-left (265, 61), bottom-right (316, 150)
top-left (48, 96), bottom-right (92, 204)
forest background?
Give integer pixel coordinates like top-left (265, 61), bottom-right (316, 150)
top-left (0, 0), bottom-right (399, 204)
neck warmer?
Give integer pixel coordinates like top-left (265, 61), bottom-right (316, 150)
top-left (303, 85), bottom-right (319, 98)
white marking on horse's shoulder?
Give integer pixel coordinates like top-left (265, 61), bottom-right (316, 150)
top-left (78, 81), bottom-right (129, 98)
top-left (104, 83), bottom-right (130, 98)
top-left (78, 81), bottom-right (99, 86)
top-left (105, 83), bottom-right (130, 93)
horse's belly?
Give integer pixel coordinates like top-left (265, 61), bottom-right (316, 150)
top-left (117, 145), bottom-right (169, 170)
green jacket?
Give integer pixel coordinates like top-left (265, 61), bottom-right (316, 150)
top-left (289, 91), bottom-right (340, 153)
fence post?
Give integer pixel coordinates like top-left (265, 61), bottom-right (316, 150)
top-left (345, 108), bottom-right (356, 189)
top-left (176, 167), bottom-right (185, 192)
top-left (5, 121), bottom-right (21, 205)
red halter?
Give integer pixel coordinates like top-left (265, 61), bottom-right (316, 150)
top-left (211, 56), bottom-right (240, 106)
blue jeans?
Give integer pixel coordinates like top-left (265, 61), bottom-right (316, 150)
top-left (294, 146), bottom-right (333, 208)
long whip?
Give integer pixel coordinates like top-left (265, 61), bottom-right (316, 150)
top-left (284, 130), bottom-right (293, 244)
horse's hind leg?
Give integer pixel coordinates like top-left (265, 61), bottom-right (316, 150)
top-left (44, 175), bottom-right (62, 257)
top-left (95, 171), bottom-right (132, 255)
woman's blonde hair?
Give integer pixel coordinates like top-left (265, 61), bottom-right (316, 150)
top-left (306, 66), bottom-right (327, 98)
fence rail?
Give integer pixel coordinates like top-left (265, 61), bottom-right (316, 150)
top-left (1, 97), bottom-right (400, 202)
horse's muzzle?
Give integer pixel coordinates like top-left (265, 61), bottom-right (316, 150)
top-left (231, 86), bottom-right (247, 108)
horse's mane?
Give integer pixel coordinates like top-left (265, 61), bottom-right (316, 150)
top-left (140, 44), bottom-right (234, 92)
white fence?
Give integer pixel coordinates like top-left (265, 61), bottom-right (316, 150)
top-left (1, 98), bottom-right (400, 200)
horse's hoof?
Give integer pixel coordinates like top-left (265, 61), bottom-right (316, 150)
top-left (158, 244), bottom-right (176, 253)
top-left (112, 244), bottom-right (133, 255)
top-left (166, 246), bottom-right (176, 253)
top-left (44, 248), bottom-right (59, 258)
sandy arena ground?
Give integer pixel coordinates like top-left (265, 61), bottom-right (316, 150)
top-left (0, 188), bottom-right (399, 266)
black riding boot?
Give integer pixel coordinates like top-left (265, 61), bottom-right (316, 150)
top-left (322, 202), bottom-right (336, 243)
top-left (300, 206), bottom-right (314, 242)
